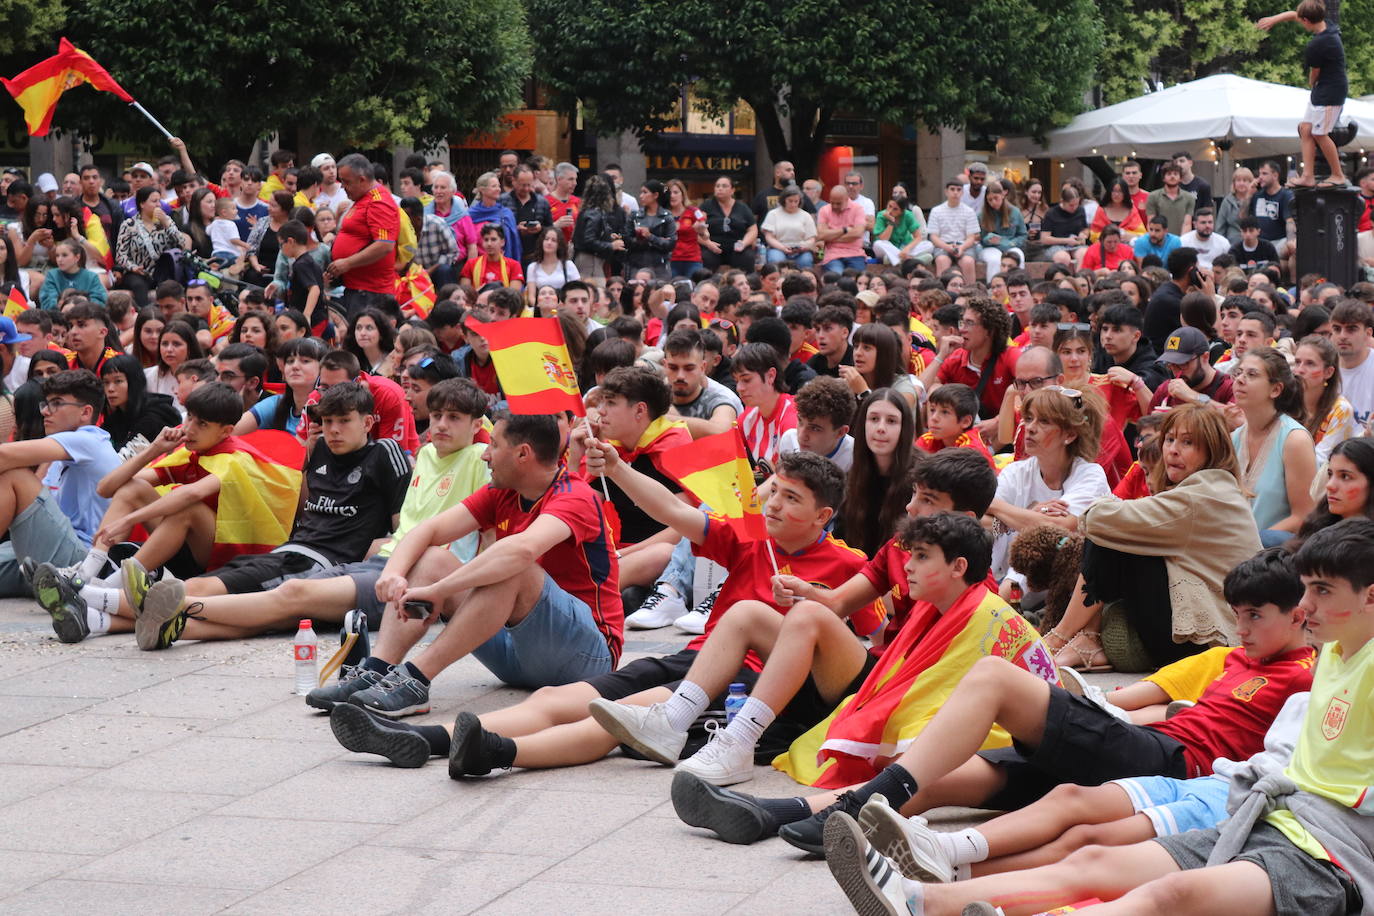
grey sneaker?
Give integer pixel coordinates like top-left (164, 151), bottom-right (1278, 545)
top-left (305, 663), bottom-right (389, 712)
top-left (347, 665), bottom-right (431, 718)
top-left (328, 702), bottom-right (431, 768)
top-left (32, 562), bottom-right (89, 644)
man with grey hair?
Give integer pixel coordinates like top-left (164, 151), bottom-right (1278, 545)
top-left (549, 162), bottom-right (581, 245)
top-left (802, 178), bottom-right (825, 211)
top-left (326, 154), bottom-right (401, 318)
top-left (960, 161), bottom-right (989, 210)
top-left (424, 169), bottom-right (468, 226)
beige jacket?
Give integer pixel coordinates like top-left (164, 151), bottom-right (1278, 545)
top-left (1081, 468), bottom-right (1261, 647)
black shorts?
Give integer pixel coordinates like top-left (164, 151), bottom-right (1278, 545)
top-left (207, 550), bottom-right (324, 594)
top-left (978, 686), bottom-right (1188, 810)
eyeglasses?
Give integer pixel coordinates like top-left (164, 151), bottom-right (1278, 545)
top-left (1012, 375), bottom-right (1055, 392)
top-left (1056, 322), bottom-right (1092, 332)
top-left (957, 319), bottom-right (979, 330)
top-left (39, 398), bottom-right (80, 413)
top-left (1044, 385), bottom-right (1085, 408)
top-left (844, 180), bottom-right (862, 186)
top-left (218, 370), bottom-right (243, 382)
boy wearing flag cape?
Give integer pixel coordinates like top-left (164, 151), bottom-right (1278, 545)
top-left (324, 447), bottom-right (872, 775)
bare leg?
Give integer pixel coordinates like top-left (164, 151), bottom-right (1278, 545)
top-left (958, 253), bottom-right (976, 286)
top-left (673, 599), bottom-right (785, 697)
top-left (920, 841), bottom-right (1182, 916)
top-left (131, 502), bottom-right (216, 571)
top-left (1314, 132), bottom-right (1347, 183)
top-left (371, 546), bottom-right (463, 665)
top-left (93, 479), bottom-right (159, 551)
top-left (508, 686), bottom-right (674, 768)
top-left (616, 541), bottom-right (674, 588)
top-left (0, 467), bottom-right (42, 535)
top-left (969, 782), bottom-right (1136, 866)
top-left (181, 574), bottom-right (359, 630)
top-left (746, 600), bottom-right (869, 711)
top-left (1077, 859), bottom-right (1274, 916)
top-left (1048, 571), bottom-right (1101, 641)
top-left (1294, 122), bottom-right (1318, 186)
top-left (477, 681), bottom-right (607, 737)
top-left (982, 813), bottom-right (1158, 874)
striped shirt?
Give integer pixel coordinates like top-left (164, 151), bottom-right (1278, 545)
top-left (741, 393), bottom-right (797, 466)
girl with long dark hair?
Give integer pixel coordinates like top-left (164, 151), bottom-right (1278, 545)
top-left (839, 389), bottom-right (916, 557)
top-left (100, 353), bottom-right (181, 452)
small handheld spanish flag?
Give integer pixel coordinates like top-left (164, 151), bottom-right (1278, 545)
top-left (83, 205), bottom-right (112, 269)
top-left (658, 427), bottom-right (767, 541)
top-left (466, 315), bottom-right (584, 416)
top-left (1, 39), bottom-right (133, 136)
top-left (3, 285), bottom-right (26, 320)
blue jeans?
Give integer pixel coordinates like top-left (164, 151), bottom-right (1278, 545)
top-left (823, 255), bottom-right (867, 273)
top-left (471, 573), bottom-right (614, 689)
top-left (670, 260), bottom-right (702, 278)
top-left (657, 535), bottom-right (696, 601)
top-left (766, 248), bottom-right (814, 268)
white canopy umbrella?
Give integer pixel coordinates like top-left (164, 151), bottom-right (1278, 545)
top-left (998, 73), bottom-right (1374, 162)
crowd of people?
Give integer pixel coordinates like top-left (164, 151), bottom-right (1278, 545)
top-left (1, 124), bottom-right (1374, 915)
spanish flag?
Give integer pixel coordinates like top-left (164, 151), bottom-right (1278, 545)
top-left (466, 316), bottom-right (584, 416)
top-left (83, 205), bottom-right (112, 269)
top-left (3, 285), bottom-right (26, 319)
top-left (150, 431), bottom-right (304, 569)
top-left (657, 427), bottom-right (766, 541)
top-left (396, 263), bottom-right (436, 319)
top-left (1, 39), bottom-right (133, 136)
top-left (775, 583), bottom-right (1058, 788)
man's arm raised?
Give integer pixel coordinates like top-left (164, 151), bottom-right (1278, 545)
top-left (585, 436), bottom-right (707, 545)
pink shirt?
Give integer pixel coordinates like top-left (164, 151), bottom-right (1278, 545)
top-left (452, 215), bottom-right (479, 254)
top-left (817, 200), bottom-right (867, 262)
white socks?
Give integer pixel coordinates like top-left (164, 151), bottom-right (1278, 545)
top-left (79, 584), bottom-right (121, 616)
top-left (77, 550), bottom-right (108, 582)
top-left (724, 695), bottom-right (776, 745)
top-left (663, 680), bottom-right (711, 732)
top-left (86, 606), bottom-right (111, 636)
top-left (936, 827), bottom-right (990, 866)
top-left (901, 879), bottom-right (925, 914)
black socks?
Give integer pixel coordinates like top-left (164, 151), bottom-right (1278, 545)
top-left (756, 795), bottom-right (813, 831)
top-left (854, 763), bottom-right (919, 810)
top-left (360, 656), bottom-right (390, 675)
top-left (416, 725), bottom-right (451, 757)
top-left (402, 661), bottom-right (430, 685)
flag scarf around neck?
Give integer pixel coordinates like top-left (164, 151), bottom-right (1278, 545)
top-left (82, 205), bottom-right (113, 269)
top-left (465, 316), bottom-right (584, 416)
top-left (150, 430), bottom-right (303, 568)
top-left (775, 582), bottom-right (1059, 788)
top-left (657, 427), bottom-right (766, 541)
top-left (2, 39), bottom-right (133, 136)
top-left (4, 286), bottom-right (26, 319)
top-left (396, 262), bottom-right (436, 318)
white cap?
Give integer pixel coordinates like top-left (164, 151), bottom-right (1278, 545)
top-left (129, 161), bottom-right (155, 177)
top-left (34, 172), bottom-right (58, 193)
top-left (310, 153), bottom-right (335, 169)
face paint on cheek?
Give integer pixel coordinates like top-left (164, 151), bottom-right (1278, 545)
top-left (783, 508), bottom-right (809, 524)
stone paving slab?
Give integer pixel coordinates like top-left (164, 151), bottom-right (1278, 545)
top-left (0, 596), bottom-right (1136, 914)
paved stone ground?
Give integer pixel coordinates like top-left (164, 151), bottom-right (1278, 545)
top-left (0, 597), bottom-right (1134, 915)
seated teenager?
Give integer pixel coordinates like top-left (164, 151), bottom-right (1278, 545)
top-left (835, 520), bottom-right (1374, 916)
top-left (296, 349), bottom-right (420, 457)
top-left (62, 301), bottom-right (120, 375)
top-left (31, 383), bottom-right (301, 644)
top-left (836, 389), bottom-right (918, 558)
top-left (829, 548), bottom-right (1312, 901)
top-left (1292, 437), bottom-right (1374, 547)
top-left (917, 383), bottom-right (993, 465)
top-left (99, 354), bottom-right (181, 456)
top-left (234, 336), bottom-right (326, 436)
top-left (132, 380), bottom-right (489, 645)
top-left (1047, 404), bottom-right (1261, 673)
top-left (311, 412), bottom-right (621, 719)
top-left (213, 343), bottom-right (269, 413)
top-left (400, 352), bottom-right (461, 446)
top-left (571, 365), bottom-right (692, 602)
top-left (0, 370), bottom-right (119, 611)
top-left (114, 382), bottom-right (411, 650)
top-left (323, 450), bottom-right (872, 774)
top-left (778, 375), bottom-right (855, 473)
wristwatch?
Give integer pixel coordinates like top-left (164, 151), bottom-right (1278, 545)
top-left (1197, 394), bottom-right (1212, 405)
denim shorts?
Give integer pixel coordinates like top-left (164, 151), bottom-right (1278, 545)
top-left (0, 490), bottom-right (88, 597)
top-left (471, 572), bottom-right (614, 689)
top-left (1113, 774), bottom-right (1231, 836)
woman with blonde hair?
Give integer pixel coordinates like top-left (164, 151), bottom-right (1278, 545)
top-left (1216, 166), bottom-right (1257, 246)
top-left (1047, 405), bottom-right (1260, 672)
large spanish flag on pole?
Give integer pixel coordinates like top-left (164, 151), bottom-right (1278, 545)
top-left (465, 316), bottom-right (584, 416)
top-left (658, 427), bottom-right (767, 541)
top-left (1, 39), bottom-right (133, 136)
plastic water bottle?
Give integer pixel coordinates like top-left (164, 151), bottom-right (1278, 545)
top-left (294, 619), bottom-right (318, 695)
top-left (724, 683), bottom-right (749, 724)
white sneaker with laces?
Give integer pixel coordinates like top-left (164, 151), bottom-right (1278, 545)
top-left (674, 585), bottom-right (718, 635)
top-left (587, 699), bottom-right (687, 765)
top-left (857, 795), bottom-right (956, 883)
top-left (624, 587), bottom-right (687, 629)
top-left (675, 722), bottom-right (754, 785)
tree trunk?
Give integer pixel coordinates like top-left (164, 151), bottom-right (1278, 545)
top-left (749, 98), bottom-right (831, 179)
top-left (1077, 156), bottom-right (1119, 193)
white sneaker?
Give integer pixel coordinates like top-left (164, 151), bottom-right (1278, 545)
top-left (674, 584), bottom-right (718, 635)
top-left (857, 795), bottom-right (956, 883)
top-left (1059, 664), bottom-right (1131, 722)
top-left (624, 587), bottom-right (687, 629)
top-left (587, 699), bottom-right (686, 765)
top-left (675, 722), bottom-right (754, 785)
top-left (823, 811), bottom-right (922, 916)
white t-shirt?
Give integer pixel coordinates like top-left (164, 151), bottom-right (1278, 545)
top-left (1178, 230), bottom-right (1231, 269)
top-left (761, 208), bottom-right (817, 246)
top-left (778, 428), bottom-right (854, 473)
top-left (1340, 349), bottom-right (1374, 430)
top-left (208, 218), bottom-right (241, 254)
top-left (145, 366), bottom-right (184, 415)
top-left (991, 455), bottom-right (1110, 580)
top-left (926, 202), bottom-right (980, 247)
top-left (526, 260), bottom-right (581, 291)
top-left (853, 193), bottom-right (876, 243)
top-left (314, 185), bottom-right (349, 213)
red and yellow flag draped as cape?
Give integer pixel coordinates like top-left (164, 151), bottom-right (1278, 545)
top-left (151, 431), bottom-right (304, 568)
top-left (775, 582), bottom-right (1059, 788)
top-left (2, 39), bottom-right (133, 136)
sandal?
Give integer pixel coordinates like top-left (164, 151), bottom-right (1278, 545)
top-left (1054, 630), bottom-right (1113, 673)
top-left (1041, 628), bottom-right (1074, 654)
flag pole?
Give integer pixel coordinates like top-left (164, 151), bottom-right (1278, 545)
top-left (584, 417), bottom-right (612, 501)
top-left (129, 100), bottom-right (173, 140)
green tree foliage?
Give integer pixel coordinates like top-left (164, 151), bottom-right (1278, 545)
top-left (528, 0), bottom-right (1102, 174)
top-left (0, 0), bottom-right (64, 60)
top-left (2, 0), bottom-right (531, 152)
top-left (1097, 0), bottom-right (1374, 104)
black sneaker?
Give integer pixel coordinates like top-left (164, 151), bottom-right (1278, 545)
top-left (347, 664), bottom-right (431, 718)
top-left (32, 562), bottom-right (89, 644)
top-left (778, 790), bottom-right (864, 856)
top-left (305, 663), bottom-right (388, 712)
top-left (449, 711), bottom-right (498, 778)
top-left (135, 579), bottom-right (191, 651)
top-left (670, 770), bottom-right (775, 845)
top-left (328, 702), bottom-right (431, 768)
